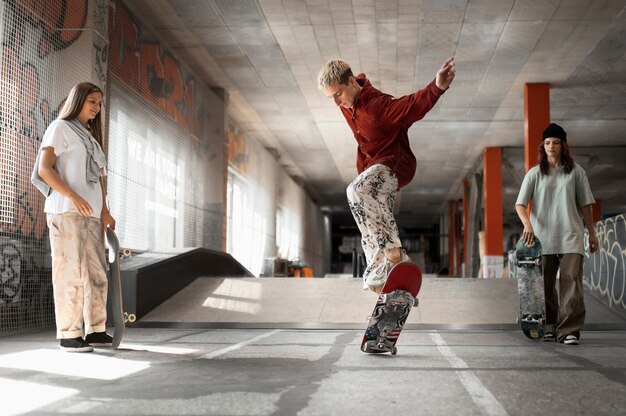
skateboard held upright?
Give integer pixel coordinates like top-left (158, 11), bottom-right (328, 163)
top-left (515, 237), bottom-right (545, 339)
top-left (361, 262), bottom-right (422, 355)
top-left (105, 228), bottom-right (133, 349)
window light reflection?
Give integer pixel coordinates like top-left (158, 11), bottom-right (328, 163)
top-left (0, 349), bottom-right (150, 380)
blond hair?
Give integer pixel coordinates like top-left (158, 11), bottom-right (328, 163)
top-left (318, 59), bottom-right (353, 90)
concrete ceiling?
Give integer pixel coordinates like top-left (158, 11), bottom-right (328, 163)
top-left (128, 0), bottom-right (626, 229)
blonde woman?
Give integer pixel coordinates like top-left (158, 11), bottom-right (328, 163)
top-left (36, 82), bottom-right (115, 352)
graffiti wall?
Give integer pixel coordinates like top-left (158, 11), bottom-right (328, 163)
top-left (0, 0), bottom-right (103, 334)
top-left (584, 213), bottom-right (626, 319)
top-left (106, 0), bottom-right (226, 252)
top-left (0, 0), bottom-right (227, 335)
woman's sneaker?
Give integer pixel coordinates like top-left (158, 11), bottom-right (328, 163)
top-left (563, 334), bottom-right (579, 345)
top-left (85, 331), bottom-right (113, 347)
top-left (60, 337), bottom-right (94, 352)
top-left (542, 332), bottom-right (556, 342)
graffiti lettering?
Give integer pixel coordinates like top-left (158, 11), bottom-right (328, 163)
top-left (12, 0), bottom-right (88, 57)
top-left (0, 1), bottom-right (88, 241)
top-left (226, 126), bottom-right (247, 174)
top-left (0, 242), bottom-right (22, 304)
top-left (584, 214), bottom-right (626, 316)
top-left (108, 0), bottom-right (200, 137)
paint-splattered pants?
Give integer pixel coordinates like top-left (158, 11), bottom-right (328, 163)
top-left (543, 253), bottom-right (586, 342)
top-left (346, 164), bottom-right (402, 290)
top-left (47, 213), bottom-right (108, 339)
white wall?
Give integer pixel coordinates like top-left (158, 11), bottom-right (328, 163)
top-left (226, 121), bottom-right (330, 277)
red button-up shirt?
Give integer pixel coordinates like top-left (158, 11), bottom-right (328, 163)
top-left (340, 74), bottom-right (445, 189)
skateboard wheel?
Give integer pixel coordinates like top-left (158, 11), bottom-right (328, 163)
top-left (535, 258), bottom-right (541, 267)
top-left (127, 313), bottom-right (136, 323)
top-left (122, 249), bottom-right (132, 257)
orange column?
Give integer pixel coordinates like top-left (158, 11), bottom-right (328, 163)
top-left (592, 199), bottom-right (602, 223)
top-left (483, 147), bottom-right (503, 278)
top-left (524, 83), bottom-right (550, 171)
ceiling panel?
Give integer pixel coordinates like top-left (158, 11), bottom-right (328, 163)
top-left (128, 0), bottom-right (626, 229)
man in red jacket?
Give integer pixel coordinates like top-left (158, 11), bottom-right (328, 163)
top-left (318, 57), bottom-right (455, 293)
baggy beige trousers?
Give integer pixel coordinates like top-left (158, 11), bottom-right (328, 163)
top-left (543, 253), bottom-right (586, 342)
top-left (47, 212), bottom-right (108, 339)
top-left (346, 164), bottom-right (402, 290)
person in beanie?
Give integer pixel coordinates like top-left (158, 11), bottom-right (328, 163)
top-left (515, 122), bottom-right (599, 345)
top-left (318, 57), bottom-right (456, 293)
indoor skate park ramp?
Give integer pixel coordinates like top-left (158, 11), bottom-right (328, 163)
top-left (135, 274), bottom-right (626, 330)
top-left (116, 249), bottom-right (253, 322)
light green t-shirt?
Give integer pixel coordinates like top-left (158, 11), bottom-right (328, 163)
top-left (515, 163), bottom-right (595, 255)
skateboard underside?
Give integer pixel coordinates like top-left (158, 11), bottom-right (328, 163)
top-left (361, 290), bottom-right (414, 354)
top-left (516, 264), bottom-right (545, 340)
top-left (106, 228), bottom-right (125, 349)
top-left (515, 237), bottom-right (545, 340)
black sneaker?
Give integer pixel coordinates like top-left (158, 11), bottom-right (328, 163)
top-left (85, 331), bottom-right (113, 347)
top-left (60, 337), bottom-right (94, 352)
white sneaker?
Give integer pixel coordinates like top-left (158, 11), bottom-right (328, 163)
top-left (364, 251), bottom-right (412, 291)
top-left (387, 251), bottom-right (411, 274)
top-left (563, 334), bottom-right (579, 345)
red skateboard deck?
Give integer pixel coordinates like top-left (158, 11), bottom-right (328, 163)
top-left (361, 262), bottom-right (422, 355)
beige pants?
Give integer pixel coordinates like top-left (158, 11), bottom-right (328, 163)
top-left (47, 213), bottom-right (108, 339)
top-left (543, 254), bottom-right (586, 342)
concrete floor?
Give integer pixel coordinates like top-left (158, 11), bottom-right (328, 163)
top-left (3, 276), bottom-right (626, 415)
top-left (2, 328), bottom-right (626, 415)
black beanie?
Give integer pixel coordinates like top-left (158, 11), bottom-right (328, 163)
top-left (542, 123), bottom-right (567, 142)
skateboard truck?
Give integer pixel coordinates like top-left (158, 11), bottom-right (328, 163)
top-left (515, 259), bottom-right (542, 267)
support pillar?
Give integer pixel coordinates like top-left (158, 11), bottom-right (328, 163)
top-left (465, 174), bottom-right (482, 278)
top-left (524, 83), bottom-right (550, 171)
top-left (448, 201), bottom-right (455, 275)
top-left (592, 199), bottom-right (602, 223)
top-left (455, 199), bottom-right (462, 276)
top-left (483, 147), bottom-right (503, 278)
top-left (462, 180), bottom-right (469, 277)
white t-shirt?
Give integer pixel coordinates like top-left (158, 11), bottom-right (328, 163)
top-left (516, 163), bottom-right (595, 255)
top-left (41, 119), bottom-right (105, 218)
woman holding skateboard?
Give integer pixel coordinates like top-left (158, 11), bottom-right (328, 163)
top-left (515, 123), bottom-right (598, 345)
top-left (34, 82), bottom-right (116, 352)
